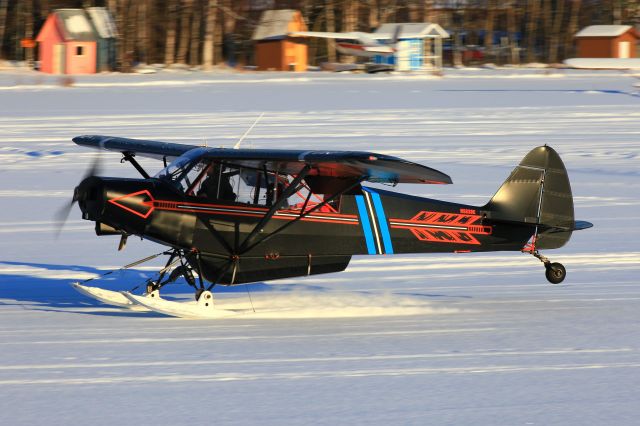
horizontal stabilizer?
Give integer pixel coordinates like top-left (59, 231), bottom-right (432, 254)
top-left (573, 220), bottom-right (593, 231)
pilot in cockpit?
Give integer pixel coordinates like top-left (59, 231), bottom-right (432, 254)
top-left (197, 162), bottom-right (236, 201)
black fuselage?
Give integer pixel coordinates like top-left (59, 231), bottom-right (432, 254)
top-left (78, 177), bottom-right (534, 285)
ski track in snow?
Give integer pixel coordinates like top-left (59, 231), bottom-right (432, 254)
top-left (0, 70), bottom-right (639, 425)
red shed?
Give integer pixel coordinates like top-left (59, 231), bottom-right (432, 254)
top-left (36, 9), bottom-right (98, 74)
top-left (575, 25), bottom-right (639, 58)
top-left (252, 10), bottom-right (308, 71)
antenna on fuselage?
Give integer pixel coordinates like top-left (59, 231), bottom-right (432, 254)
top-left (233, 112), bottom-right (265, 150)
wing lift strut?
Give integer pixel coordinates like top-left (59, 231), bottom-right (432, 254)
top-left (121, 152), bottom-right (151, 179)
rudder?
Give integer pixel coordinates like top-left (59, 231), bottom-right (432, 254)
top-left (484, 146), bottom-right (574, 249)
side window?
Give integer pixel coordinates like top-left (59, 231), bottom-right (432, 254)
top-left (283, 177), bottom-right (339, 213)
top-left (76, 46), bottom-right (84, 56)
top-left (189, 165), bottom-right (339, 212)
top-left (227, 168), bottom-right (276, 206)
top-left (190, 161), bottom-right (237, 202)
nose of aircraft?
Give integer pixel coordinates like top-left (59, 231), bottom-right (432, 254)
top-left (74, 176), bottom-right (105, 221)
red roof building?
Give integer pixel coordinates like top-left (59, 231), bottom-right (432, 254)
top-left (575, 25), bottom-right (639, 58)
top-left (252, 10), bottom-right (308, 72)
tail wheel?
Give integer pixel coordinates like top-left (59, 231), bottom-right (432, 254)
top-left (545, 262), bottom-right (566, 284)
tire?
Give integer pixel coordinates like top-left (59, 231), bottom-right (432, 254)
top-left (545, 262), bottom-right (566, 284)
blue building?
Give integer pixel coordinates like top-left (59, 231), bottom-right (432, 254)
top-left (373, 23), bottom-right (449, 71)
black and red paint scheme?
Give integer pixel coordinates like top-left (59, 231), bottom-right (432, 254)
top-left (72, 135), bottom-right (592, 295)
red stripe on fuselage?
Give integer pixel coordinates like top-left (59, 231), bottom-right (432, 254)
top-left (150, 200), bottom-right (359, 225)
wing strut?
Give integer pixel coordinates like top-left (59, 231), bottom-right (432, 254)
top-left (122, 152), bottom-right (151, 179)
top-left (238, 165), bottom-right (311, 253)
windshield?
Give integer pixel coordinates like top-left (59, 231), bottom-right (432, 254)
top-left (155, 148), bottom-right (208, 191)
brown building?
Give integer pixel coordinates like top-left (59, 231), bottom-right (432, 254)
top-left (252, 10), bottom-right (308, 71)
top-left (575, 25), bottom-right (639, 58)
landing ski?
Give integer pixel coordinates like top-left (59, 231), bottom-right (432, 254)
top-left (122, 290), bottom-right (244, 319)
top-left (72, 282), bottom-right (151, 311)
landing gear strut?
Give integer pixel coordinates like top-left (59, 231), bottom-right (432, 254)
top-left (531, 250), bottom-right (566, 284)
top-left (144, 249), bottom-right (203, 296)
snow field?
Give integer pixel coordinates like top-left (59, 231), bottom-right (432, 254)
top-left (0, 69), bottom-right (639, 425)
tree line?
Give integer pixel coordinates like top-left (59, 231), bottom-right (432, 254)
top-left (1, 0), bottom-right (639, 70)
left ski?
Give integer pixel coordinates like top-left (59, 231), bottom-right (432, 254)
top-left (72, 283), bottom-right (151, 311)
top-left (122, 291), bottom-right (243, 319)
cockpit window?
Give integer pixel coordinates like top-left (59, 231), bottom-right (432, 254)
top-left (155, 148), bottom-right (208, 189)
top-left (157, 152), bottom-right (340, 211)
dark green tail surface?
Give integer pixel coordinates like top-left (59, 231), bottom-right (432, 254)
top-left (485, 146), bottom-right (575, 249)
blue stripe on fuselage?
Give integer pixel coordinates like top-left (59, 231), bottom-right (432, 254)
top-left (355, 195), bottom-right (377, 255)
top-left (363, 188), bottom-right (394, 254)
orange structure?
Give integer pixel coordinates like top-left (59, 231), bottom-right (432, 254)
top-left (36, 9), bottom-right (111, 74)
top-left (252, 10), bottom-right (308, 71)
top-left (575, 25), bottom-right (639, 58)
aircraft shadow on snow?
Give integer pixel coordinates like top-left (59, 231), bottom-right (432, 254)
top-left (0, 260), bottom-right (298, 317)
top-left (0, 261), bottom-right (468, 317)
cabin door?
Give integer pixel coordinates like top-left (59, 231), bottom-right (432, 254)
top-left (53, 44), bottom-right (66, 74)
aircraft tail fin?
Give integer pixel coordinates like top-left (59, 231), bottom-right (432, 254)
top-left (391, 24), bottom-right (402, 45)
top-left (484, 146), bottom-right (590, 249)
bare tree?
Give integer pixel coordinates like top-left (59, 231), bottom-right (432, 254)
top-left (39, 0), bottom-right (51, 19)
top-left (613, 0), bottom-right (622, 24)
top-left (541, 0), bottom-right (553, 62)
top-left (222, 0), bottom-right (235, 33)
top-left (190, 0), bottom-right (202, 66)
top-left (379, 0), bottom-right (398, 24)
top-left (176, 0), bottom-right (192, 64)
top-left (341, 0), bottom-right (358, 63)
top-left (137, 0), bottom-right (148, 64)
top-left (423, 0), bottom-right (437, 23)
top-left (565, 0), bottom-right (581, 58)
top-left (408, 0), bottom-right (420, 21)
top-left (120, 0), bottom-right (137, 71)
top-left (367, 0), bottom-right (379, 30)
top-left (548, 0), bottom-right (565, 63)
top-left (507, 2), bottom-right (519, 64)
top-left (24, 0), bottom-right (34, 64)
top-left (202, 0), bottom-right (217, 70)
top-left (0, 0), bottom-right (9, 59)
top-left (165, 0), bottom-right (178, 65)
top-left (325, 0), bottom-right (336, 62)
top-left (307, 5), bottom-right (325, 65)
top-left (525, 0), bottom-right (540, 63)
top-left (484, 0), bottom-right (496, 58)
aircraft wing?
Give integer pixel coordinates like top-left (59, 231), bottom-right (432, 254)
top-left (289, 31), bottom-right (359, 40)
top-left (73, 135), bottom-right (198, 161)
top-left (200, 149), bottom-right (452, 185)
top-left (74, 135), bottom-right (452, 185)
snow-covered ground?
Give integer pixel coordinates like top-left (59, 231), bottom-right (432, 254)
top-left (1, 69), bottom-right (639, 425)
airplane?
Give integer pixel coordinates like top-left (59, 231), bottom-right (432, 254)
top-left (289, 25), bottom-right (403, 58)
top-left (63, 134), bottom-right (592, 318)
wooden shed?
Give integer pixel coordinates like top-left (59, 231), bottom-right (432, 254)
top-left (86, 7), bottom-right (117, 72)
top-left (575, 25), bottom-right (639, 58)
top-left (252, 10), bottom-right (308, 71)
top-left (36, 8), bottom-right (117, 74)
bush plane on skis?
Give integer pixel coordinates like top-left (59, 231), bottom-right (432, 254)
top-left (64, 135), bottom-right (592, 318)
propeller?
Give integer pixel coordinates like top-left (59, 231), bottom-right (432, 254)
top-left (53, 153), bottom-right (103, 238)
